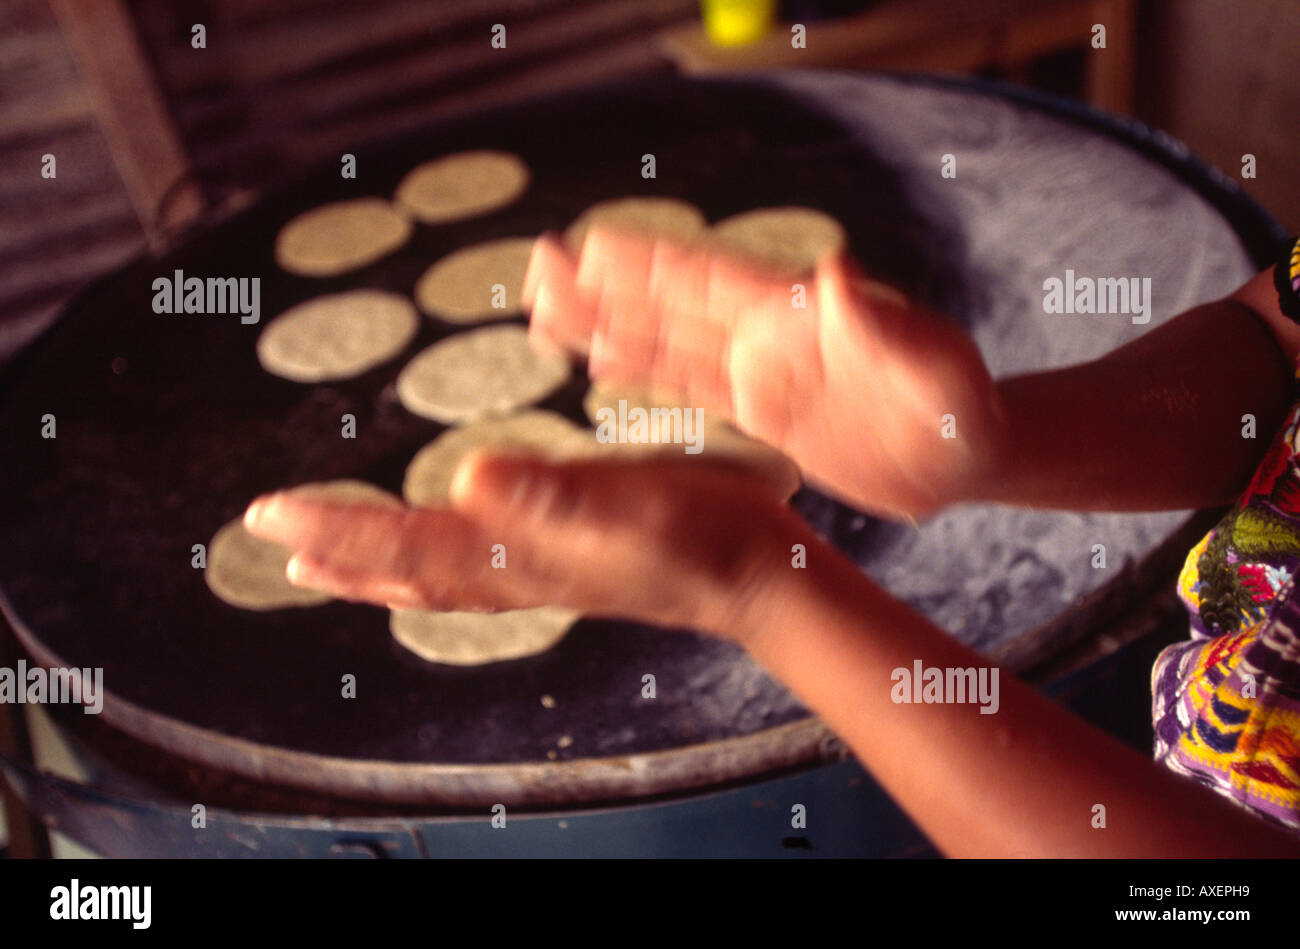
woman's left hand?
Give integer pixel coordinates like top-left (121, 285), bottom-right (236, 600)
top-left (243, 452), bottom-right (811, 642)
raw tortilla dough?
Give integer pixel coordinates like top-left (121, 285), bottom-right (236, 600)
top-left (403, 410), bottom-right (587, 505)
top-left (395, 324), bottom-right (570, 424)
top-left (564, 196), bottom-right (707, 250)
top-left (582, 383), bottom-right (801, 500)
top-left (274, 198), bottom-right (412, 277)
top-left (257, 290), bottom-right (418, 382)
top-left (394, 150), bottom-right (529, 224)
top-left (415, 237), bottom-right (536, 323)
top-left (390, 606), bottom-right (579, 666)
top-left (206, 480), bottom-right (402, 610)
top-left (710, 206), bottom-right (846, 274)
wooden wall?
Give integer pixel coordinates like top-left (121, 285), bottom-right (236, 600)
top-left (128, 0), bottom-right (697, 194)
top-left (0, 0), bottom-right (146, 361)
top-left (0, 0), bottom-right (696, 360)
top-left (1141, 0), bottom-right (1300, 233)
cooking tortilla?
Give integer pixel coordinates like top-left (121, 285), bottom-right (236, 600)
top-left (564, 196), bottom-right (707, 250)
top-left (394, 150), bottom-right (529, 224)
top-left (390, 606), bottom-right (579, 666)
top-left (710, 206), bottom-right (846, 274)
top-left (414, 237), bottom-right (536, 323)
top-left (395, 324), bottom-right (570, 424)
top-left (403, 410), bottom-right (587, 505)
top-left (274, 198), bottom-right (412, 277)
top-left (256, 290), bottom-right (418, 382)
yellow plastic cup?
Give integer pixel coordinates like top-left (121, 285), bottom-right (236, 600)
top-left (701, 0), bottom-right (777, 47)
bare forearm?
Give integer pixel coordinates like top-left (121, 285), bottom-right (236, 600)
top-left (736, 538), bottom-right (1300, 857)
top-left (971, 299), bottom-right (1293, 511)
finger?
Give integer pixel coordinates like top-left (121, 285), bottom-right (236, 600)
top-left (285, 552), bottom-right (430, 609)
top-left (448, 449), bottom-right (798, 631)
top-left (244, 493), bottom-right (410, 556)
top-left (578, 228), bottom-right (790, 417)
top-left (244, 493), bottom-right (486, 599)
top-left (815, 249), bottom-right (886, 365)
top-left (580, 228), bottom-right (664, 382)
top-left (449, 449), bottom-right (776, 563)
top-left (728, 316), bottom-right (801, 451)
top-left (574, 226), bottom-right (659, 312)
top-left (520, 232), bottom-right (557, 308)
top-left (523, 233), bottom-right (598, 356)
top-left (818, 248), bottom-right (950, 362)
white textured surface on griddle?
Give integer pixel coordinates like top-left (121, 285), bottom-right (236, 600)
top-left (767, 73), bottom-right (1254, 651)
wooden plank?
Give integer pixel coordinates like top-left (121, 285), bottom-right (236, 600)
top-left (181, 19), bottom-right (674, 139)
top-left (0, 88), bottom-right (93, 144)
top-left (180, 37), bottom-right (676, 183)
top-left (282, 43), bottom-right (677, 168)
top-left (151, 0), bottom-right (611, 91)
top-left (0, 27), bottom-right (76, 72)
top-left (0, 194), bottom-right (138, 259)
top-left (50, 0), bottom-right (204, 246)
top-left (659, 0), bottom-right (1095, 74)
top-left (0, 234), bottom-right (142, 308)
top-left (998, 1), bottom-right (1096, 65)
top-left (0, 126), bottom-right (126, 202)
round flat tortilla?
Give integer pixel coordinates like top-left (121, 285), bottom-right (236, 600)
top-left (257, 290), bottom-right (419, 383)
top-left (403, 410), bottom-right (587, 505)
top-left (390, 606), bottom-right (579, 665)
top-left (395, 324), bottom-right (570, 424)
top-left (274, 198), bottom-right (412, 277)
top-left (415, 237), bottom-right (536, 324)
top-left (394, 150), bottom-right (529, 224)
top-left (710, 206), bottom-right (846, 274)
top-left (564, 196), bottom-right (707, 250)
top-left (206, 480), bottom-right (402, 610)
top-left (582, 383), bottom-right (801, 500)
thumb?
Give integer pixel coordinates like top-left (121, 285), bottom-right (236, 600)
top-left (450, 450), bottom-right (580, 522)
top-left (447, 449), bottom-right (810, 634)
top-left (447, 449), bottom-right (777, 552)
top-left (816, 249), bottom-right (885, 371)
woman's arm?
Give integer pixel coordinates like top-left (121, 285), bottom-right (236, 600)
top-left (731, 526), bottom-right (1300, 858)
top-left (526, 234), bottom-right (1299, 516)
top-left (978, 275), bottom-right (1297, 511)
top-left (247, 455), bottom-right (1300, 857)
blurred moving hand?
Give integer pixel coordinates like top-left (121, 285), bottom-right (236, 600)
top-left (244, 455), bottom-right (808, 639)
top-left (524, 227), bottom-right (1009, 518)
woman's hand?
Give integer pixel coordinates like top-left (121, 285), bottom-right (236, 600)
top-left (524, 228), bottom-right (1009, 518)
top-left (242, 452), bottom-right (810, 641)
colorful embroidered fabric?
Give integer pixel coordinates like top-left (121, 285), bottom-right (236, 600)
top-left (1154, 349), bottom-right (1300, 833)
top-left (1273, 235), bottom-right (1300, 322)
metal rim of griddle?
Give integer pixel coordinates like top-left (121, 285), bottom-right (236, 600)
top-left (2, 587), bottom-right (843, 807)
top-left (3, 71), bottom-right (1285, 810)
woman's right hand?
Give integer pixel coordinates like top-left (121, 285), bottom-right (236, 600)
top-left (524, 227), bottom-right (1009, 519)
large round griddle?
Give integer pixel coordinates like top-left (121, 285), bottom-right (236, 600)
top-left (0, 73), bottom-right (1279, 807)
